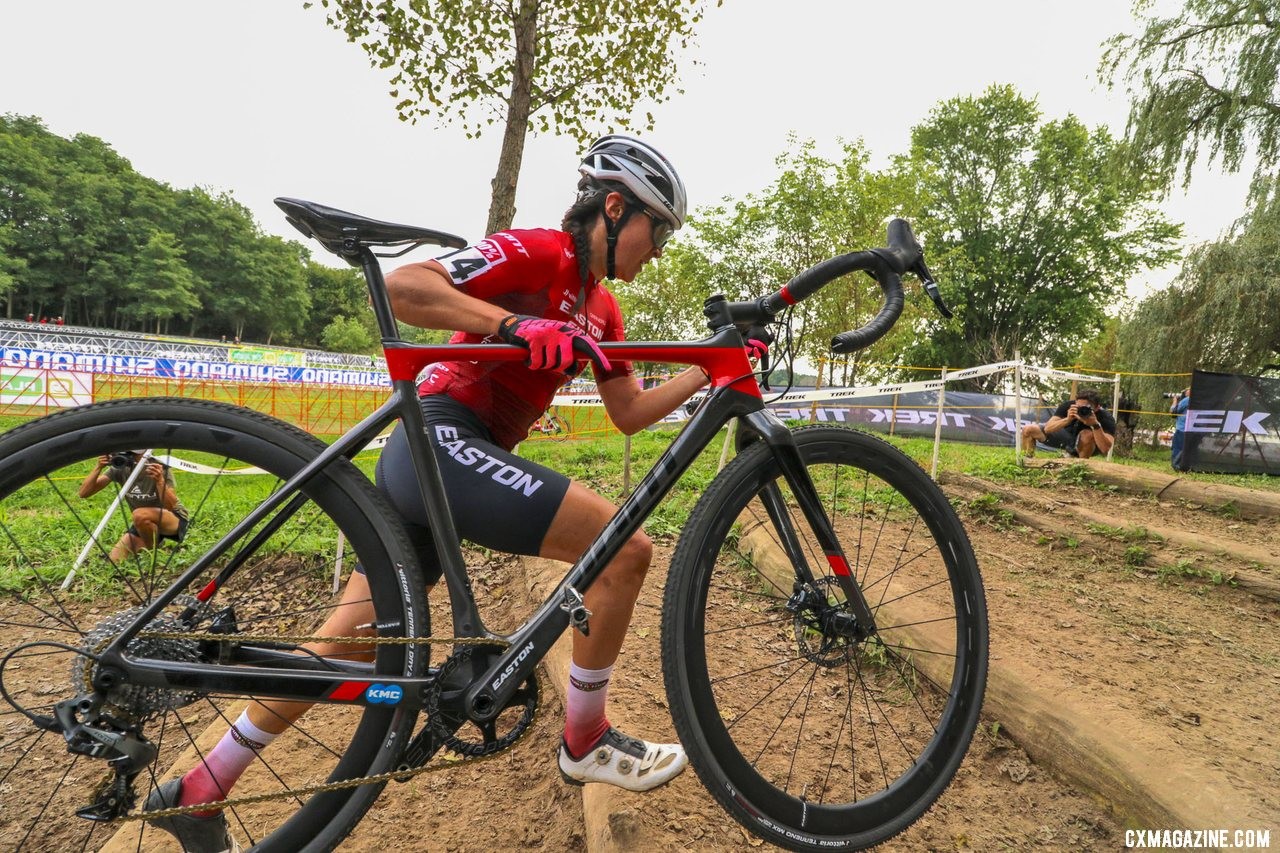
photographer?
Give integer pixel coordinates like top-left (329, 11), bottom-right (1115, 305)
top-left (1020, 388), bottom-right (1116, 459)
top-left (78, 450), bottom-right (190, 564)
top-left (1168, 387), bottom-right (1191, 471)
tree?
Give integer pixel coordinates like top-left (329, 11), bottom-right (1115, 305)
top-left (1119, 175), bottom-right (1280, 390)
top-left (615, 138), bottom-right (920, 385)
top-left (321, 314), bottom-right (378, 353)
top-left (901, 85), bottom-right (1181, 388)
top-left (123, 231), bottom-right (199, 334)
top-left (309, 0), bottom-right (717, 234)
top-left (1102, 0), bottom-right (1280, 189)
top-left (300, 260), bottom-right (370, 344)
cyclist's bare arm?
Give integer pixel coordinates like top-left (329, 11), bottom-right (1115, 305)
top-left (385, 260), bottom-right (509, 336)
top-left (597, 369), bottom-right (707, 435)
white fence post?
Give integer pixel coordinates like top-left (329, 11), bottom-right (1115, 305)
top-left (930, 368), bottom-right (947, 480)
top-left (1014, 351), bottom-right (1023, 465)
top-left (1108, 374), bottom-right (1121, 462)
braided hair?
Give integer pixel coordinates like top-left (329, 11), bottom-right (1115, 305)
top-left (561, 176), bottom-right (644, 287)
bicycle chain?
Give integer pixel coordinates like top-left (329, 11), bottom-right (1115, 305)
top-left (109, 630), bottom-right (531, 823)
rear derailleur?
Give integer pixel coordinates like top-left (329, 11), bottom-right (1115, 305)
top-left (32, 693), bottom-right (157, 821)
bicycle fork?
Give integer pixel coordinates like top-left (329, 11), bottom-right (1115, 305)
top-left (739, 411), bottom-right (878, 638)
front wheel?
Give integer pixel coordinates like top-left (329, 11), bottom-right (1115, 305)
top-left (662, 426), bottom-right (987, 851)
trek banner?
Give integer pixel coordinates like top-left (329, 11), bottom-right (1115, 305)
top-left (653, 390), bottom-right (1055, 447)
top-left (1182, 369), bottom-right (1280, 476)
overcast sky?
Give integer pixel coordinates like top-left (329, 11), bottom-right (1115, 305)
top-left (0, 0), bottom-right (1254, 301)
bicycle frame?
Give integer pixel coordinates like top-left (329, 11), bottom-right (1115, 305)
top-left (95, 246), bottom-right (877, 727)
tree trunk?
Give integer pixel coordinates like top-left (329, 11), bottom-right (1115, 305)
top-left (485, 0), bottom-right (538, 236)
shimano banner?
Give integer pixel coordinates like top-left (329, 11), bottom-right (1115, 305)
top-left (0, 346), bottom-right (390, 388)
top-left (1182, 370), bottom-right (1280, 476)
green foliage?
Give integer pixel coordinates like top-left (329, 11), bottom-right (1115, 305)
top-left (0, 115), bottom-right (350, 346)
top-left (965, 492), bottom-right (1014, 528)
top-left (1086, 522), bottom-right (1157, 543)
top-left (1102, 0), bottom-right (1280, 189)
top-left (902, 85), bottom-right (1181, 385)
top-left (1123, 543), bottom-right (1153, 567)
top-left (124, 231), bottom-right (200, 333)
top-left (1118, 176), bottom-right (1280, 401)
top-left (321, 315), bottom-right (377, 354)
top-left (617, 138), bottom-right (923, 384)
top-left (310, 0), bottom-right (718, 233)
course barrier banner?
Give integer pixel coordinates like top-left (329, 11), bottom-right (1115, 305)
top-left (1183, 369), bottom-right (1280, 476)
top-left (0, 366), bottom-right (93, 408)
top-left (763, 390), bottom-right (1052, 446)
top-left (0, 346), bottom-right (390, 388)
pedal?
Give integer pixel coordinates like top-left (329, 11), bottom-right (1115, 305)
top-left (559, 586), bottom-right (592, 637)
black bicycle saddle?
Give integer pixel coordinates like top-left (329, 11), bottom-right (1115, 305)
top-left (274, 197), bottom-right (467, 257)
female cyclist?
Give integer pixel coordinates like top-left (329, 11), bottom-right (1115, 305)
top-left (147, 136), bottom-right (752, 852)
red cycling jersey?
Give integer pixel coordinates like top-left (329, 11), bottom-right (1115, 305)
top-left (418, 228), bottom-right (634, 450)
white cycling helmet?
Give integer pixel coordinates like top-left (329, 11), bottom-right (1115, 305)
top-left (579, 134), bottom-right (687, 231)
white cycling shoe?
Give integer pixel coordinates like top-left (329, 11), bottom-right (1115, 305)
top-left (558, 727), bottom-right (688, 792)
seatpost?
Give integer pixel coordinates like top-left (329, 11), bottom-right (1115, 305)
top-left (356, 245), bottom-right (402, 341)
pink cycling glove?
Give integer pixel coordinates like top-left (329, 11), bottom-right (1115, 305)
top-left (497, 314), bottom-right (611, 373)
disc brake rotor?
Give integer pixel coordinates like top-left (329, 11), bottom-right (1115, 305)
top-left (792, 576), bottom-right (859, 668)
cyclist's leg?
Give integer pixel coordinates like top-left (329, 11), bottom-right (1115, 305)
top-left (539, 484), bottom-right (651, 670)
top-left (538, 487), bottom-right (685, 789)
top-left (380, 397), bottom-right (682, 788)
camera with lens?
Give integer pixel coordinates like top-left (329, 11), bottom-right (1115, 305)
top-left (1076, 404), bottom-right (1093, 419)
top-left (109, 452), bottom-right (137, 469)
top-left (1161, 391), bottom-right (1183, 400)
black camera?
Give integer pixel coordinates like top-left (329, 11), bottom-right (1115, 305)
top-left (109, 452), bottom-right (136, 469)
top-left (1161, 391), bottom-right (1183, 399)
top-left (1076, 405), bottom-right (1093, 419)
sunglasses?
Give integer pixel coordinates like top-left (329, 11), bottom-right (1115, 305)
top-left (637, 207), bottom-right (674, 249)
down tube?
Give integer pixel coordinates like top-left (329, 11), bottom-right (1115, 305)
top-left (464, 387), bottom-right (764, 721)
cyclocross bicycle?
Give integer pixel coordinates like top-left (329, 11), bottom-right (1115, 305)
top-left (0, 198), bottom-right (987, 852)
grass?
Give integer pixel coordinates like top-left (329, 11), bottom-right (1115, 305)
top-left (1123, 441), bottom-right (1280, 493)
top-left (2, 402), bottom-right (1276, 596)
top-left (1086, 522), bottom-right (1160, 544)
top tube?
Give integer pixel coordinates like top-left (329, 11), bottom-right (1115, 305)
top-left (383, 330), bottom-right (762, 400)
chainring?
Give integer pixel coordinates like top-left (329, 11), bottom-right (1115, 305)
top-left (427, 645), bottom-right (539, 758)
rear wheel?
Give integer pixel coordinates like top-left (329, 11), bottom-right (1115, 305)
top-left (0, 399), bottom-right (427, 852)
top-left (662, 426), bottom-right (987, 851)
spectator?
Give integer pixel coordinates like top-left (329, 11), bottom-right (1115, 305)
top-left (1170, 387), bottom-right (1191, 471)
top-left (77, 451), bottom-right (190, 565)
top-left (1021, 387), bottom-right (1117, 459)
top-left (25, 313), bottom-right (33, 323)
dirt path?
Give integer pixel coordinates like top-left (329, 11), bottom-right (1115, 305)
top-left (4, 471), bottom-right (1278, 851)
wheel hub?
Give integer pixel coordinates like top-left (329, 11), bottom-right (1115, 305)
top-left (789, 577), bottom-right (866, 667)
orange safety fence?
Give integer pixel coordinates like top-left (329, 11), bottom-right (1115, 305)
top-left (0, 364), bottom-right (625, 441)
top-left (0, 365), bottom-right (390, 437)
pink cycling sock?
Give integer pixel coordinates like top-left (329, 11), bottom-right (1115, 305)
top-left (179, 710), bottom-right (279, 816)
top-left (563, 662), bottom-right (614, 759)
